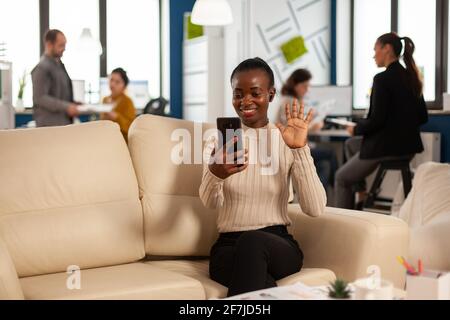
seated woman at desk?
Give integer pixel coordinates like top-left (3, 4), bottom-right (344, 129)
top-left (278, 69), bottom-right (337, 192)
top-left (101, 67), bottom-right (136, 141)
top-left (335, 33), bottom-right (428, 209)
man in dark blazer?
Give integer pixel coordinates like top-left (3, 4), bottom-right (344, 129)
top-left (32, 29), bottom-right (80, 127)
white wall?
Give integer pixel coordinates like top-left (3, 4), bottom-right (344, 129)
top-left (224, 0), bottom-right (332, 122)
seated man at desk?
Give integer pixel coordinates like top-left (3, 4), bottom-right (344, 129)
top-left (278, 69), bottom-right (337, 191)
top-left (31, 29), bottom-right (80, 127)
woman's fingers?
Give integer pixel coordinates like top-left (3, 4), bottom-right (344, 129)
top-left (292, 99), bottom-right (298, 118)
top-left (226, 162), bottom-right (249, 175)
top-left (222, 148), bottom-right (248, 164)
top-left (219, 136), bottom-right (238, 156)
top-left (299, 101), bottom-right (305, 120)
top-left (305, 108), bottom-right (314, 123)
top-left (285, 103), bottom-right (292, 120)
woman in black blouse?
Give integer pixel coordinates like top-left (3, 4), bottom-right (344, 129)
top-left (335, 32), bottom-right (428, 209)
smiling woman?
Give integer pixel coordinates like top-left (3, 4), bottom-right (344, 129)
top-left (229, 57), bottom-right (276, 128)
top-left (199, 57), bottom-right (326, 298)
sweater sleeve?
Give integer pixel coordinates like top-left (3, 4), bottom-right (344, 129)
top-left (199, 137), bottom-right (225, 209)
top-left (114, 97), bottom-right (136, 134)
top-left (290, 145), bottom-right (327, 217)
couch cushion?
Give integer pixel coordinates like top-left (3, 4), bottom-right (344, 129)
top-left (19, 262), bottom-right (205, 300)
top-left (128, 115), bottom-right (218, 256)
top-left (0, 121), bottom-right (145, 277)
top-left (146, 259), bottom-right (336, 299)
top-left (0, 236), bottom-right (24, 299)
top-left (395, 162), bottom-right (450, 227)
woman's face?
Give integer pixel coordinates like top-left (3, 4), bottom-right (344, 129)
top-left (109, 73), bottom-right (126, 97)
top-left (373, 41), bottom-right (390, 68)
top-left (231, 69), bottom-right (276, 128)
top-left (294, 81), bottom-right (310, 99)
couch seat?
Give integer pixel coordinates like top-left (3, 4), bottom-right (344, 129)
top-left (19, 262), bottom-right (205, 300)
top-left (146, 259), bottom-right (336, 299)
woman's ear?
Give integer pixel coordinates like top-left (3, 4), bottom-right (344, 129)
top-left (269, 88), bottom-right (276, 102)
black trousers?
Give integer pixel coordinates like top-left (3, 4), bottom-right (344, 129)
top-left (209, 225), bottom-right (304, 297)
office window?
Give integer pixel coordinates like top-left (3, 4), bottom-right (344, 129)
top-left (107, 0), bottom-right (161, 102)
top-left (336, 0), bottom-right (351, 86)
top-left (0, 0), bottom-right (40, 107)
top-left (353, 0), bottom-right (391, 109)
top-left (50, 0), bottom-right (100, 103)
top-left (448, 6), bottom-right (450, 93)
top-left (398, 0), bottom-right (436, 101)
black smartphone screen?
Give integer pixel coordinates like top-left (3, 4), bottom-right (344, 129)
top-left (216, 117), bottom-right (244, 165)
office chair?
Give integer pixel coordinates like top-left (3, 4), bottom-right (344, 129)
top-left (143, 97), bottom-right (169, 116)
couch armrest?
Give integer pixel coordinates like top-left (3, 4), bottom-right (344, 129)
top-left (408, 214), bottom-right (450, 271)
top-left (0, 237), bottom-right (24, 300)
top-left (288, 205), bottom-right (409, 289)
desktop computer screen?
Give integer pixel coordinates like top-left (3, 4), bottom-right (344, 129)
top-left (100, 78), bottom-right (150, 109)
top-left (72, 80), bottom-right (86, 103)
top-left (304, 86), bottom-right (353, 118)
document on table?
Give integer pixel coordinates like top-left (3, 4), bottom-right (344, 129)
top-left (77, 103), bottom-right (113, 113)
top-left (326, 118), bottom-right (356, 127)
top-left (223, 282), bottom-right (331, 300)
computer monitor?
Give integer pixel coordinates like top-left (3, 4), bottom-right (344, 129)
top-left (100, 78), bottom-right (149, 109)
top-left (304, 86), bottom-right (353, 117)
top-left (0, 61), bottom-right (14, 129)
top-left (72, 80), bottom-right (85, 103)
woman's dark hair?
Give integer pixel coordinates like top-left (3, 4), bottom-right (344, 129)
top-left (377, 32), bottom-right (423, 97)
top-left (281, 69), bottom-right (312, 97)
top-left (111, 67), bottom-right (129, 87)
top-left (230, 57), bottom-right (275, 88)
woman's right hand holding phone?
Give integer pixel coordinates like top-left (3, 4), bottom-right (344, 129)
top-left (209, 136), bottom-right (249, 180)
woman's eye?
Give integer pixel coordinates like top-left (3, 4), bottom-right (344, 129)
top-left (233, 94), bottom-right (243, 99)
top-left (252, 92), bottom-right (262, 97)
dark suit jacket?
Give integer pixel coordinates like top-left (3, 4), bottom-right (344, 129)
top-left (32, 55), bottom-right (74, 127)
top-left (354, 61), bottom-right (429, 159)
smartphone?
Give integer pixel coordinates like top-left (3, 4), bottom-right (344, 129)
top-left (216, 117), bottom-right (244, 165)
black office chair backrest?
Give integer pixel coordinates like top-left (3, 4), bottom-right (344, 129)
top-left (143, 97), bottom-right (169, 116)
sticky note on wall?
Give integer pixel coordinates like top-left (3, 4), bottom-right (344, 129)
top-left (280, 36), bottom-right (308, 64)
top-left (185, 14), bottom-right (204, 40)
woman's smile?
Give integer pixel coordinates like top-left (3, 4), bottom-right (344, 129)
top-left (240, 106), bottom-right (258, 118)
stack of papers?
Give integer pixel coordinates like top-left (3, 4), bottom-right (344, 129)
top-left (77, 104), bottom-right (113, 113)
top-left (326, 118), bottom-right (356, 127)
top-left (224, 282), bottom-right (333, 300)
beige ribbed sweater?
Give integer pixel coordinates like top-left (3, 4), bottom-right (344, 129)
top-left (199, 123), bottom-right (327, 233)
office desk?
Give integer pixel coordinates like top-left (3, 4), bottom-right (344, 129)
top-left (15, 108), bottom-right (145, 128)
top-left (309, 129), bottom-right (351, 140)
top-left (308, 129), bottom-right (351, 166)
top-left (15, 109), bottom-right (94, 128)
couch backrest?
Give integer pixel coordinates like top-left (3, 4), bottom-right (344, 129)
top-left (128, 115), bottom-right (218, 257)
top-left (0, 121), bottom-right (145, 277)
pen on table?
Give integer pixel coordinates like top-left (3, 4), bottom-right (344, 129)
top-left (397, 256), bottom-right (417, 275)
top-left (418, 259), bottom-right (423, 275)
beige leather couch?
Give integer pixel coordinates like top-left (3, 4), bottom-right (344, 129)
top-left (0, 115), bottom-right (408, 300)
top-left (393, 162), bottom-right (450, 271)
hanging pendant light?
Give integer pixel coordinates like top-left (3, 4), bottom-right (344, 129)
top-left (78, 28), bottom-right (103, 56)
top-left (191, 0), bottom-right (233, 26)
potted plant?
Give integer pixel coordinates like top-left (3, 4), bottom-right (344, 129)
top-left (328, 279), bottom-right (352, 300)
top-left (16, 70), bottom-right (27, 111)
